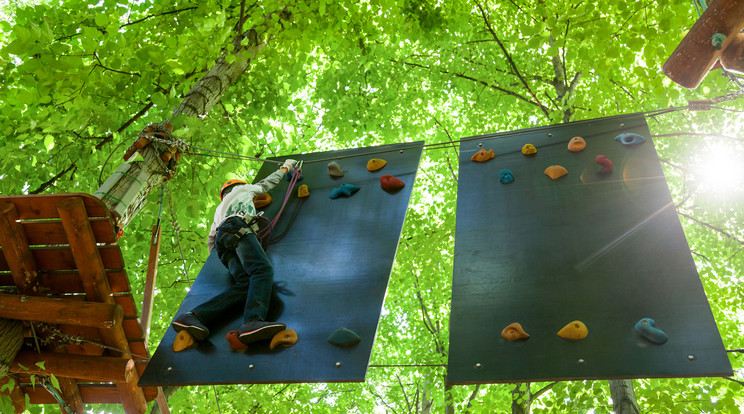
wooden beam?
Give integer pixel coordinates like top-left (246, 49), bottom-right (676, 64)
top-left (117, 359), bottom-right (147, 414)
top-left (0, 194), bottom-right (109, 220)
top-left (141, 224), bottom-right (161, 343)
top-left (720, 32), bottom-right (744, 73)
top-left (0, 201), bottom-right (40, 294)
top-left (23, 384), bottom-right (121, 404)
top-left (12, 350), bottom-right (132, 383)
top-left (57, 197), bottom-right (133, 359)
top-left (0, 293), bottom-right (123, 329)
top-left (57, 376), bottom-right (85, 414)
top-left (662, 0), bottom-right (744, 88)
top-left (0, 376), bottom-right (26, 414)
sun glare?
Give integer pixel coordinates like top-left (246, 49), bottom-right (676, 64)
top-left (694, 145), bottom-right (744, 196)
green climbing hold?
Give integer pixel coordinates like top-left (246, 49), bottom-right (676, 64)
top-left (327, 327), bottom-right (361, 347)
top-left (329, 183), bottom-right (360, 199)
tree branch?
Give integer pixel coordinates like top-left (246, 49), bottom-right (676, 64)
top-left (395, 373), bottom-right (413, 414)
top-left (95, 101), bottom-right (155, 150)
top-left (474, 1), bottom-right (550, 118)
top-left (530, 381), bottom-right (559, 403)
top-left (724, 377), bottom-right (744, 387)
top-left (464, 384), bottom-right (481, 413)
top-left (29, 163), bottom-right (77, 194)
top-left (677, 211), bottom-right (744, 246)
top-left (121, 7), bottom-right (198, 28)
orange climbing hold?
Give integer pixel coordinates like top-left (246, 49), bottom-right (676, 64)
top-left (254, 193), bottom-right (272, 208)
top-left (270, 329), bottom-right (298, 350)
top-left (544, 165), bottom-right (568, 180)
top-left (367, 158), bottom-right (387, 172)
top-left (471, 149), bottom-right (495, 162)
top-left (522, 144), bottom-right (537, 155)
top-left (173, 331), bottom-right (196, 352)
top-left (298, 184), bottom-right (309, 198)
top-left (567, 136), bottom-right (586, 152)
top-left (501, 322), bottom-right (530, 342)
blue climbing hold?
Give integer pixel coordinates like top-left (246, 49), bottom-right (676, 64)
top-left (329, 183), bottom-right (361, 199)
top-left (634, 318), bottom-right (668, 345)
top-left (285, 168), bottom-right (303, 181)
top-left (499, 169), bottom-right (515, 184)
top-left (327, 327), bottom-right (361, 347)
top-left (615, 133), bottom-right (646, 146)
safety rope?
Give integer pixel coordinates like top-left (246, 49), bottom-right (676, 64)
top-left (257, 165), bottom-right (303, 246)
top-left (165, 183), bottom-right (191, 284)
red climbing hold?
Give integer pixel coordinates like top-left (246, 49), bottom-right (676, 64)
top-left (380, 175), bottom-right (405, 192)
top-left (226, 330), bottom-right (249, 350)
top-left (595, 155), bottom-right (613, 173)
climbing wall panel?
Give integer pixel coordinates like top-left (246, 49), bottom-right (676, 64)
top-left (140, 142), bottom-right (423, 385)
top-left (447, 114), bottom-right (732, 384)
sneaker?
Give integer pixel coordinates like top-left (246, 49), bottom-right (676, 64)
top-left (238, 320), bottom-right (286, 345)
top-left (172, 312), bottom-right (210, 341)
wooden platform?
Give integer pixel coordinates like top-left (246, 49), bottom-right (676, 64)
top-left (0, 193), bottom-right (156, 413)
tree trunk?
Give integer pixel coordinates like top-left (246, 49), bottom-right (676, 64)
top-left (94, 8), bottom-right (291, 232)
top-left (609, 379), bottom-right (640, 414)
top-left (511, 383), bottom-right (531, 414)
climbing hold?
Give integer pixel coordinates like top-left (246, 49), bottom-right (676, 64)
top-left (544, 165), bottom-right (568, 180)
top-left (595, 155), bottom-right (613, 173)
top-left (615, 133), bottom-right (646, 146)
top-left (298, 184), bottom-right (309, 198)
top-left (285, 168), bottom-right (304, 181)
top-left (367, 158), bottom-right (387, 172)
top-left (329, 183), bottom-right (361, 199)
top-left (567, 136), bottom-right (586, 152)
top-left (328, 161), bottom-right (344, 177)
top-left (380, 175), bottom-right (405, 193)
top-left (557, 320), bottom-right (588, 340)
top-left (471, 149), bottom-right (495, 162)
top-left (225, 330), bottom-right (249, 350)
top-left (501, 322), bottom-right (530, 342)
top-left (522, 144), bottom-right (537, 155)
top-left (173, 331), bottom-right (196, 352)
top-left (634, 318), bottom-right (668, 345)
top-left (327, 327), bottom-right (361, 347)
top-left (253, 193), bottom-right (272, 208)
top-left (270, 329), bottom-right (298, 350)
top-left (498, 169), bottom-right (515, 184)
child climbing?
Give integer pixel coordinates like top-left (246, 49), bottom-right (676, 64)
top-left (172, 159), bottom-right (297, 345)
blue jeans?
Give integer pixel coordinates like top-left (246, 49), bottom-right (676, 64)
top-left (191, 216), bottom-right (274, 326)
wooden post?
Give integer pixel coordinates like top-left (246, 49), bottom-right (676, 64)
top-left (57, 377), bottom-right (85, 414)
top-left (662, 0), bottom-right (744, 88)
top-left (0, 201), bottom-right (40, 294)
top-left (117, 359), bottom-right (147, 414)
top-left (0, 376), bottom-right (26, 414)
top-left (0, 293), bottom-right (123, 329)
top-left (720, 33), bottom-right (744, 73)
top-left (141, 224), bottom-right (162, 343)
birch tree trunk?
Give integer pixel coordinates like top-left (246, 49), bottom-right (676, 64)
top-left (609, 379), bottom-right (641, 414)
top-left (94, 8), bottom-right (290, 232)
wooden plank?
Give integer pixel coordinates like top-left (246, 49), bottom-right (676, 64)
top-left (23, 384), bottom-right (121, 404)
top-left (0, 376), bottom-right (26, 414)
top-left (128, 340), bottom-right (148, 359)
top-left (123, 318), bottom-right (144, 340)
top-left (114, 294), bottom-right (138, 317)
top-left (20, 219), bottom-right (116, 246)
top-left (12, 350), bottom-right (132, 382)
top-left (57, 197), bottom-right (134, 361)
top-left (57, 376), bottom-right (84, 414)
top-left (0, 270), bottom-right (130, 294)
top-left (117, 359), bottom-right (147, 414)
top-left (0, 201), bottom-right (41, 295)
top-left (662, 0), bottom-right (744, 88)
top-left (142, 224), bottom-right (162, 343)
top-left (0, 193), bottom-right (110, 220)
top-left (0, 293), bottom-right (123, 328)
top-left (0, 246), bottom-right (125, 272)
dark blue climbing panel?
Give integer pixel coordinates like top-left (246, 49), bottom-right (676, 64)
top-left (447, 114), bottom-right (732, 384)
top-left (140, 142), bottom-right (423, 385)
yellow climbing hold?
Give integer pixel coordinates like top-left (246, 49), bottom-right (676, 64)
top-left (557, 320), bottom-right (588, 340)
top-left (567, 136), bottom-right (586, 152)
top-left (471, 149), bottom-right (495, 162)
top-left (298, 184), bottom-right (309, 198)
top-left (173, 330), bottom-right (196, 352)
top-left (253, 193), bottom-right (272, 208)
top-left (544, 165), bottom-right (568, 180)
top-left (270, 329), bottom-right (298, 350)
top-left (366, 158), bottom-right (387, 172)
top-left (522, 144), bottom-right (537, 155)
top-left (501, 322), bottom-right (530, 342)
